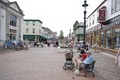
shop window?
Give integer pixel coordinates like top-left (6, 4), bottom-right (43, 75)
top-left (106, 30), bottom-right (112, 48)
top-left (95, 31), bottom-right (98, 44)
top-left (100, 31), bottom-right (105, 47)
top-left (114, 28), bottom-right (120, 48)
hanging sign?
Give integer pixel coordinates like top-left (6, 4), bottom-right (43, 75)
top-left (98, 6), bottom-right (106, 23)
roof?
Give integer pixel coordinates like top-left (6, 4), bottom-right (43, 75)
top-left (2, 0), bottom-right (10, 3)
top-left (24, 19), bottom-right (43, 24)
top-left (42, 27), bottom-right (53, 33)
top-left (0, 0), bottom-right (7, 5)
top-left (7, 1), bottom-right (24, 16)
top-left (73, 21), bottom-right (84, 30)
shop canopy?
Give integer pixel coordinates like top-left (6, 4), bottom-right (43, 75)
top-left (23, 35), bottom-right (35, 41)
top-left (23, 35), bottom-right (47, 41)
top-left (39, 35), bottom-right (47, 41)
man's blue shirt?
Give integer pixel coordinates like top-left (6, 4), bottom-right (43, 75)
top-left (83, 55), bottom-right (94, 64)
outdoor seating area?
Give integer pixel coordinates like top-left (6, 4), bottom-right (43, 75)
top-left (62, 48), bottom-right (96, 78)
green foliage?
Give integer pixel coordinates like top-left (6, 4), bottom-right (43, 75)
top-left (59, 30), bottom-right (64, 40)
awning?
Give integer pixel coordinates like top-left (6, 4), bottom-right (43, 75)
top-left (23, 35), bottom-right (35, 41)
top-left (23, 35), bottom-right (47, 41)
top-left (39, 35), bottom-right (47, 41)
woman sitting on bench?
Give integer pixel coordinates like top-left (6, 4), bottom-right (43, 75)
top-left (74, 49), bottom-right (87, 70)
top-left (74, 51), bottom-right (94, 71)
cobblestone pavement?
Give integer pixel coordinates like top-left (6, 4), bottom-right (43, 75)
top-left (0, 47), bottom-right (120, 80)
top-left (90, 50), bottom-right (120, 80)
top-left (0, 49), bottom-right (13, 54)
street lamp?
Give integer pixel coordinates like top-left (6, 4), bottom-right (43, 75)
top-left (82, 0), bottom-right (88, 43)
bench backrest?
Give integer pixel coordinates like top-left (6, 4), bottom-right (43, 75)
top-left (84, 61), bottom-right (96, 71)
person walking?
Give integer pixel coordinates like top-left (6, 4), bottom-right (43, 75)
top-left (115, 48), bottom-right (120, 68)
top-left (56, 41), bottom-right (59, 47)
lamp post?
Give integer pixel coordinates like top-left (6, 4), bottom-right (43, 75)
top-left (82, 0), bottom-right (88, 43)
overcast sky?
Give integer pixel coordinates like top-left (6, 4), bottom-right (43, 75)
top-left (10, 0), bottom-right (104, 36)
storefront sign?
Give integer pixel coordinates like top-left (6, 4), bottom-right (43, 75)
top-left (94, 24), bottom-right (102, 31)
top-left (9, 25), bottom-right (17, 30)
top-left (98, 6), bottom-right (106, 23)
top-left (109, 15), bottom-right (120, 26)
top-left (115, 28), bottom-right (120, 32)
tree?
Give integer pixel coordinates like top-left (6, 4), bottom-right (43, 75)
top-left (59, 30), bottom-right (64, 40)
top-left (59, 30), bottom-right (64, 43)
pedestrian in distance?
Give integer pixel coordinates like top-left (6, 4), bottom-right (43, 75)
top-left (56, 41), bottom-right (59, 47)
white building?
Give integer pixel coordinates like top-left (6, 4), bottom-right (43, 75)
top-left (86, 0), bottom-right (120, 49)
top-left (42, 27), bottom-right (53, 40)
top-left (22, 19), bottom-right (46, 42)
top-left (0, 0), bottom-right (24, 47)
top-left (73, 21), bottom-right (84, 42)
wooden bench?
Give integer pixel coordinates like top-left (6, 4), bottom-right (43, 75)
top-left (80, 61), bottom-right (96, 77)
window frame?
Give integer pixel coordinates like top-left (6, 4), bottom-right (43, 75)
top-left (33, 21), bottom-right (35, 26)
top-left (26, 28), bottom-right (29, 33)
top-left (10, 14), bottom-right (17, 26)
top-left (26, 21), bottom-right (29, 26)
top-left (111, 0), bottom-right (120, 14)
top-left (33, 28), bottom-right (35, 33)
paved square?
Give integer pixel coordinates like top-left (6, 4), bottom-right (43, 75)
top-left (0, 47), bottom-right (120, 80)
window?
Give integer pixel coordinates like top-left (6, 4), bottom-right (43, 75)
top-left (89, 18), bottom-right (91, 27)
top-left (33, 28), bottom-right (35, 33)
top-left (111, 0), bottom-right (120, 14)
top-left (26, 28), bottom-right (29, 33)
top-left (92, 15), bottom-right (94, 25)
top-left (100, 31), bottom-right (105, 47)
top-left (26, 21), bottom-right (29, 26)
top-left (10, 14), bottom-right (17, 26)
top-left (39, 29), bottom-right (41, 34)
top-left (86, 24), bottom-right (88, 28)
top-left (33, 21), bottom-right (35, 26)
top-left (92, 20), bottom-right (94, 25)
top-left (89, 22), bottom-right (91, 27)
top-left (113, 28), bottom-right (120, 48)
top-left (116, 0), bottom-right (120, 11)
top-left (111, 0), bottom-right (115, 14)
top-left (106, 30), bottom-right (112, 48)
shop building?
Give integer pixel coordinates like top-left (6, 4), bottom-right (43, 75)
top-left (86, 0), bottom-right (120, 50)
top-left (0, 0), bottom-right (24, 47)
top-left (22, 19), bottom-right (46, 42)
top-left (42, 27), bottom-right (54, 40)
top-left (73, 21), bottom-right (84, 42)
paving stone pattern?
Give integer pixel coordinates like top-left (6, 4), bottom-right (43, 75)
top-left (0, 47), bottom-right (120, 80)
